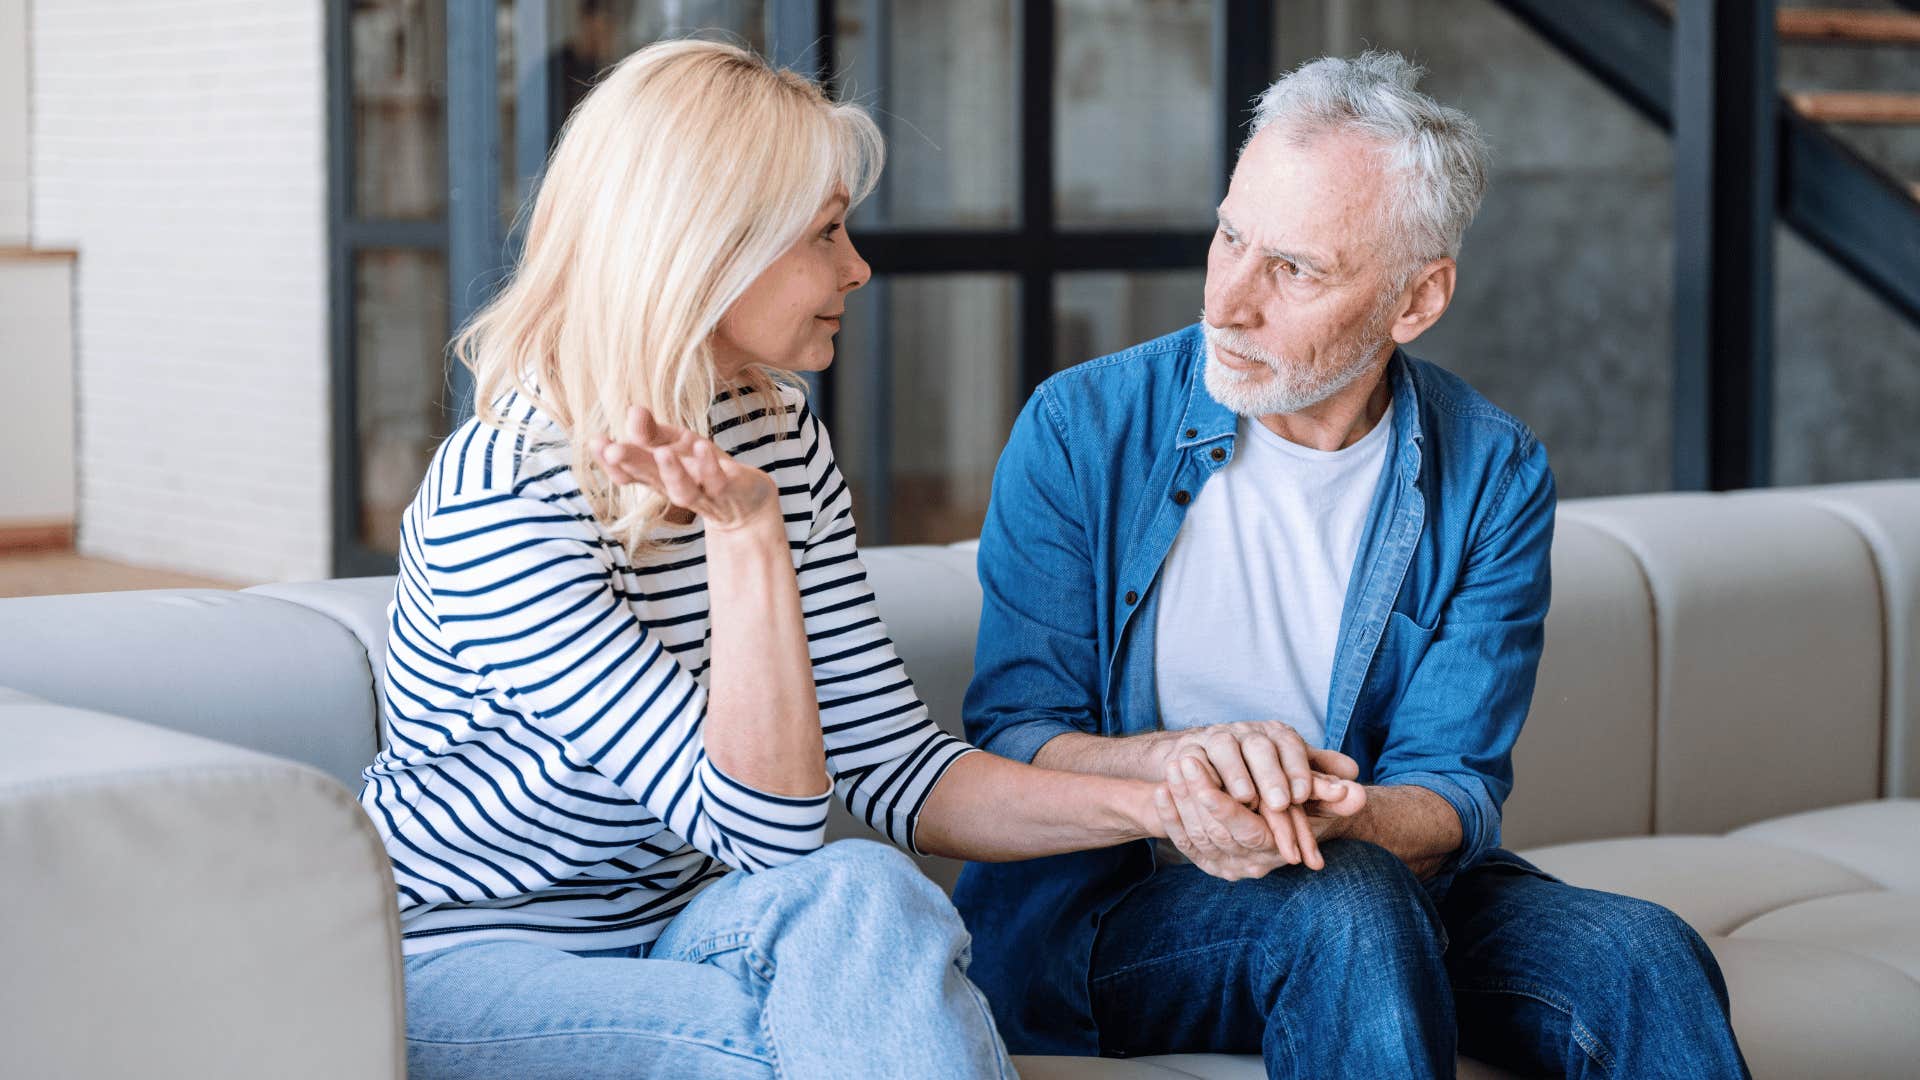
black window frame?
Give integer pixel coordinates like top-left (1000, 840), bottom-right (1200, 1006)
top-left (326, 0), bottom-right (1273, 572)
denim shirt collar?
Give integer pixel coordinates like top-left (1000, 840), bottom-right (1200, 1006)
top-left (1174, 341), bottom-right (1426, 473)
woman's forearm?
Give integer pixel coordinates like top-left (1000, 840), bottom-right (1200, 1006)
top-left (701, 513), bottom-right (830, 798)
top-left (913, 750), bottom-right (1163, 861)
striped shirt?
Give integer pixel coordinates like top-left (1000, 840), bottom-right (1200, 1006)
top-left (361, 382), bottom-right (976, 956)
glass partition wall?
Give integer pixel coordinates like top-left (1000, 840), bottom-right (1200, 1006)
top-left (328, 0), bottom-right (1270, 571)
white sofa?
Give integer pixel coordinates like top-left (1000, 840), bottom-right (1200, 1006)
top-left (2, 481), bottom-right (1916, 1079)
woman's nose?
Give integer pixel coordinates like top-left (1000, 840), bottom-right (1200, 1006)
top-left (843, 238), bottom-right (871, 292)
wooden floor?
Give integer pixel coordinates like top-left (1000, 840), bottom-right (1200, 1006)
top-left (0, 551), bottom-right (247, 598)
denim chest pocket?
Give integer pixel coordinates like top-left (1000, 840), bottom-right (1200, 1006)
top-left (1360, 610), bottom-right (1438, 716)
top-left (1381, 609), bottom-right (1436, 670)
top-left (1385, 607), bottom-right (1438, 643)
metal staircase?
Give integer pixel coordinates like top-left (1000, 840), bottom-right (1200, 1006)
top-left (1488, 0), bottom-right (1920, 490)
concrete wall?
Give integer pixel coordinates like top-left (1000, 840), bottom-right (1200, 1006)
top-left (30, 0), bottom-right (330, 582)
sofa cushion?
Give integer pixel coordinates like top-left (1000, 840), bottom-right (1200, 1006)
top-left (1756, 482), bottom-right (1920, 799)
top-left (1524, 799), bottom-right (1920, 1080)
top-left (1560, 495), bottom-right (1883, 834)
top-left (0, 689), bottom-right (405, 1080)
top-left (1503, 515), bottom-right (1656, 849)
top-left (0, 589), bottom-right (379, 791)
top-left (247, 576), bottom-right (398, 701)
top-left (1728, 798), bottom-right (1920, 891)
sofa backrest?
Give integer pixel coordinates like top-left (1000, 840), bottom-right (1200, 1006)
top-left (2, 481), bottom-right (1914, 859)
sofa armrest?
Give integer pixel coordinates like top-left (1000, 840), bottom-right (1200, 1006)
top-left (0, 688), bottom-right (405, 1080)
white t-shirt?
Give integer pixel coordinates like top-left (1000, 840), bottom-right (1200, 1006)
top-left (1152, 403), bottom-right (1394, 749)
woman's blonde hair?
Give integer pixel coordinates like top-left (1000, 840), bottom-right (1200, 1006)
top-left (454, 39), bottom-right (883, 552)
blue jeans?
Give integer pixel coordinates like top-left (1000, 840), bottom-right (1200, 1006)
top-left (1088, 840), bottom-right (1750, 1079)
top-left (403, 839), bottom-right (1015, 1079)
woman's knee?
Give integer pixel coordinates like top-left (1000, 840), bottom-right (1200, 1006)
top-left (781, 839), bottom-right (958, 925)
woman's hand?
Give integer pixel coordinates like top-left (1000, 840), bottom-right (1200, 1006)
top-left (590, 406), bottom-right (780, 533)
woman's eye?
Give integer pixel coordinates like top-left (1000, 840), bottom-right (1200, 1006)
top-left (820, 222), bottom-right (842, 240)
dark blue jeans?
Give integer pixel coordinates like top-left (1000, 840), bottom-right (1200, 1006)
top-left (1088, 840), bottom-right (1750, 1079)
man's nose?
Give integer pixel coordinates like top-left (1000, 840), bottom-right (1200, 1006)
top-left (1206, 255), bottom-right (1264, 329)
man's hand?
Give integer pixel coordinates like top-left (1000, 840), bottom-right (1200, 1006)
top-left (1155, 753), bottom-right (1367, 877)
top-left (1156, 721), bottom-right (1359, 813)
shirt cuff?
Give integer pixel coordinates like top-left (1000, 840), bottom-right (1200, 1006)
top-left (1377, 769), bottom-right (1500, 878)
top-left (700, 757), bottom-right (833, 867)
top-left (904, 743), bottom-right (982, 858)
top-left (977, 716), bottom-right (1084, 767)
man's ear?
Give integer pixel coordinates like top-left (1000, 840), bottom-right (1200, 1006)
top-left (1390, 258), bottom-right (1457, 346)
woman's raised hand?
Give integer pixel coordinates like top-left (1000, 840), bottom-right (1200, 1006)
top-left (589, 406), bottom-right (781, 533)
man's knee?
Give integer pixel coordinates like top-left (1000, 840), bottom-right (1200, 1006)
top-left (1215, 842), bottom-right (1445, 989)
top-left (1580, 894), bottom-right (1726, 1005)
top-left (1302, 840), bottom-right (1445, 950)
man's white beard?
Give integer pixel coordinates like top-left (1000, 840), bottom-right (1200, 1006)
top-left (1202, 315), bottom-right (1391, 419)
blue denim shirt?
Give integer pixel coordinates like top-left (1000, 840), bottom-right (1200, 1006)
top-left (952, 323), bottom-right (1556, 1054)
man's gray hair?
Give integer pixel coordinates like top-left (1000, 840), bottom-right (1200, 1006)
top-left (1249, 51), bottom-right (1491, 284)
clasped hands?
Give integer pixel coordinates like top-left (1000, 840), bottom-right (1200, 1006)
top-left (1152, 721), bottom-right (1368, 881)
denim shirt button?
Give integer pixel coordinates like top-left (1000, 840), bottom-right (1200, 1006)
top-left (1124, 590), bottom-right (1139, 605)
top-left (1184, 427), bottom-right (1197, 438)
top-left (1210, 447), bottom-right (1225, 462)
top-left (1172, 490), bottom-right (1191, 505)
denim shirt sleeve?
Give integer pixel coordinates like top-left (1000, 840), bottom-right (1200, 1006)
top-left (1375, 434), bottom-right (1556, 876)
top-left (962, 387), bottom-right (1104, 763)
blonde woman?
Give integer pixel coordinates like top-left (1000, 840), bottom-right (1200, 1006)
top-left (365, 40), bottom-right (1204, 1079)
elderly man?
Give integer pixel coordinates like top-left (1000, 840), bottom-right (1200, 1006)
top-left (953, 53), bottom-right (1749, 1078)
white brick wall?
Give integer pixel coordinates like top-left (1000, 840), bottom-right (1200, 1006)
top-left (0, 0), bottom-right (29, 243)
top-left (30, 1), bottom-right (329, 583)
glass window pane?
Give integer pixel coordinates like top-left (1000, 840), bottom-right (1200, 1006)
top-left (836, 0), bottom-right (1019, 229)
top-left (1055, 270), bottom-right (1205, 371)
top-left (352, 0), bottom-right (447, 220)
top-left (830, 274), bottom-right (1018, 545)
top-left (1056, 0), bottom-right (1216, 228)
top-left (356, 250), bottom-right (451, 554)
top-left (547, 0), bottom-right (767, 131)
top-left (499, 0), bottom-right (520, 228)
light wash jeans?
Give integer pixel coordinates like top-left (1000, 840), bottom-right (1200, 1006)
top-left (403, 839), bottom-right (1015, 1079)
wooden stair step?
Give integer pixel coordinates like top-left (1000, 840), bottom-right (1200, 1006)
top-left (1788, 91), bottom-right (1920, 124)
top-left (1778, 9), bottom-right (1920, 45)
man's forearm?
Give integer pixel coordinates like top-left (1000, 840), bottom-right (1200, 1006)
top-left (1030, 730), bottom-right (1178, 782)
top-left (1329, 784), bottom-right (1462, 879)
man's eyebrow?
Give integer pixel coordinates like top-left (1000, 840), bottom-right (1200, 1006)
top-left (1216, 212), bottom-right (1330, 276)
